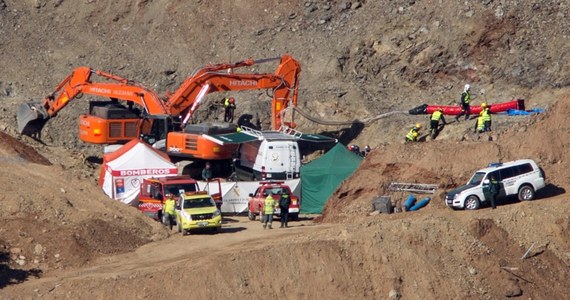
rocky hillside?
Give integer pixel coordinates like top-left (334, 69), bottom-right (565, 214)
top-left (1, 0), bottom-right (569, 148)
top-left (1, 0), bottom-right (570, 298)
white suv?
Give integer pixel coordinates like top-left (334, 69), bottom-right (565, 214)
top-left (445, 159), bottom-right (546, 210)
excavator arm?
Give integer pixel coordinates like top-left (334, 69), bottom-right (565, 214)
top-left (17, 67), bottom-right (168, 136)
top-left (167, 54), bottom-right (300, 130)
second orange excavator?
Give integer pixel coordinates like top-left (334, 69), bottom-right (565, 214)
top-left (18, 54), bottom-right (301, 174)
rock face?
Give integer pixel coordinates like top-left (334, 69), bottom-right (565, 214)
top-left (0, 1), bottom-right (568, 151)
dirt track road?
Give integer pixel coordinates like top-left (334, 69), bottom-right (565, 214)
top-left (3, 216), bottom-right (329, 295)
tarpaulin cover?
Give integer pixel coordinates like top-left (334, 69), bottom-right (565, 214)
top-left (98, 140), bottom-right (177, 205)
top-left (300, 144), bottom-right (363, 214)
top-left (409, 99), bottom-right (526, 115)
top-left (200, 179), bottom-right (301, 214)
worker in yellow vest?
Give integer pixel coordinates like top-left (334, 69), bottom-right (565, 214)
top-left (162, 194), bottom-right (176, 230)
top-left (224, 97), bottom-right (236, 122)
top-left (474, 111), bottom-right (485, 133)
top-left (430, 108), bottom-right (447, 139)
top-left (405, 123), bottom-right (422, 142)
top-left (455, 84), bottom-right (472, 122)
top-left (262, 191), bottom-right (276, 229)
top-left (481, 102), bottom-right (492, 132)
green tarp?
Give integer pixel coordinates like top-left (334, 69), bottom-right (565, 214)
top-left (203, 132), bottom-right (260, 145)
top-left (300, 144), bottom-right (363, 214)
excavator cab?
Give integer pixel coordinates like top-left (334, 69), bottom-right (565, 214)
top-left (139, 115), bottom-right (178, 150)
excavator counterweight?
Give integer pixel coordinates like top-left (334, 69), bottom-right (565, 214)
top-left (17, 102), bottom-right (49, 137)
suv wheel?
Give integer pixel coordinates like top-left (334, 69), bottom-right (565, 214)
top-left (518, 185), bottom-right (535, 201)
top-left (464, 195), bottom-right (480, 210)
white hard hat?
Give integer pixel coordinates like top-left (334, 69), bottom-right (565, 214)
top-left (464, 84), bottom-right (471, 91)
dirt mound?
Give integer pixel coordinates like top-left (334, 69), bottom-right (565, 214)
top-left (0, 133), bottom-right (168, 280)
top-left (0, 131), bottom-right (51, 165)
top-left (4, 206), bottom-right (569, 299)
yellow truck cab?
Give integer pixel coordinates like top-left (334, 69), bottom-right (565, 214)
top-left (176, 191), bottom-right (222, 235)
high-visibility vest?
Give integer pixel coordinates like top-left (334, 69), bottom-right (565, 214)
top-left (264, 195), bottom-right (275, 214)
top-left (431, 111), bottom-right (443, 121)
top-left (482, 108), bottom-right (491, 122)
top-left (461, 91), bottom-right (471, 104)
top-left (224, 98), bottom-right (230, 107)
top-left (406, 128), bottom-right (418, 141)
top-left (164, 199), bottom-right (176, 215)
top-left (477, 116), bottom-right (485, 131)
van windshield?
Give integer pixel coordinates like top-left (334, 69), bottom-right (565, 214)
top-left (468, 172), bottom-right (486, 185)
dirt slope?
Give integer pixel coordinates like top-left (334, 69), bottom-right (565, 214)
top-left (1, 0), bottom-right (570, 299)
top-left (0, 131), bottom-right (168, 282)
top-left (324, 93), bottom-right (570, 223)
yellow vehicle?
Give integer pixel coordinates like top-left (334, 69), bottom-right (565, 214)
top-left (176, 191), bottom-right (222, 235)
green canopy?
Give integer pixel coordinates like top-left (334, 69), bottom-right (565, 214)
top-left (300, 143), bottom-right (363, 214)
top-left (203, 132), bottom-right (259, 145)
top-left (204, 130), bottom-right (337, 145)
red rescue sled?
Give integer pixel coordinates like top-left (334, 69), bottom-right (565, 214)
top-left (409, 99), bottom-right (525, 115)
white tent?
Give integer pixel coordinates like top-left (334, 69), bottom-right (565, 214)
top-left (98, 140), bottom-right (178, 205)
top-left (199, 179), bottom-right (301, 214)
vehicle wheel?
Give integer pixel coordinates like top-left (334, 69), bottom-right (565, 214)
top-left (290, 213), bottom-right (299, 221)
top-left (464, 195), bottom-right (480, 210)
top-left (518, 185), bottom-right (535, 201)
top-left (247, 209), bottom-right (256, 221)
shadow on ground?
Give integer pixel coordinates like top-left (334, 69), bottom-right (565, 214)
top-left (0, 250), bottom-right (42, 289)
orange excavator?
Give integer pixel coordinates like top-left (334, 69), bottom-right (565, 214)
top-left (18, 55), bottom-right (301, 169)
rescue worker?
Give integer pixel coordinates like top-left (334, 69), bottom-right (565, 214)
top-left (430, 107), bottom-right (447, 138)
top-left (201, 162), bottom-right (213, 181)
top-left (278, 191), bottom-right (291, 228)
top-left (348, 144), bottom-right (361, 155)
top-left (455, 84), bottom-right (472, 122)
top-left (488, 174), bottom-right (500, 209)
top-left (405, 123), bottom-right (422, 142)
top-left (262, 191), bottom-right (276, 229)
top-left (474, 111), bottom-right (485, 133)
top-left (481, 102), bottom-right (492, 132)
top-left (224, 97), bottom-right (236, 123)
top-left (162, 194), bottom-right (176, 230)
top-left (364, 145), bottom-right (371, 157)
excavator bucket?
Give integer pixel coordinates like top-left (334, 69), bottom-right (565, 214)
top-left (17, 103), bottom-right (48, 137)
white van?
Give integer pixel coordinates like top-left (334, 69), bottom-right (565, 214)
top-left (234, 134), bottom-right (300, 181)
top-left (445, 159), bottom-right (546, 210)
